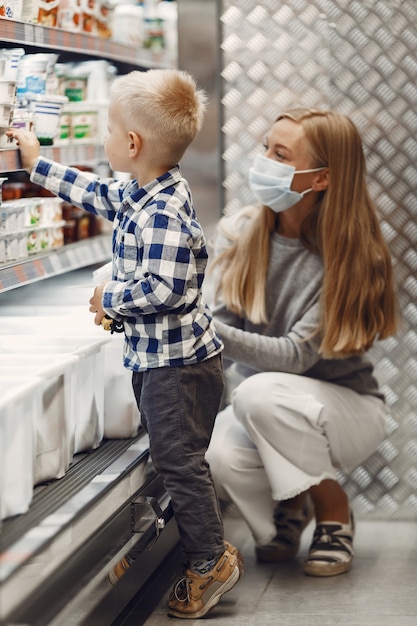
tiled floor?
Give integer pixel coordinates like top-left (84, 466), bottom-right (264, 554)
top-left (122, 508), bottom-right (417, 626)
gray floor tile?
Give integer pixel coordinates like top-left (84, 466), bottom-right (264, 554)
top-left (141, 512), bottom-right (417, 625)
top-left (246, 616), bottom-right (417, 626)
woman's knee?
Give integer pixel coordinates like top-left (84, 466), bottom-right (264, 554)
top-left (207, 405), bottom-right (254, 488)
top-left (232, 374), bottom-right (275, 428)
top-left (232, 373), bottom-right (323, 432)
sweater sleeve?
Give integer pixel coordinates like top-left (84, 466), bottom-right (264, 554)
top-left (210, 205), bottom-right (323, 374)
top-left (214, 302), bottom-right (322, 374)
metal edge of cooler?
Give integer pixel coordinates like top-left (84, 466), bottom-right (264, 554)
top-left (0, 432), bottom-right (179, 626)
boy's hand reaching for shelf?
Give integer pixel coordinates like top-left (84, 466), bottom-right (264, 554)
top-left (6, 129), bottom-right (41, 174)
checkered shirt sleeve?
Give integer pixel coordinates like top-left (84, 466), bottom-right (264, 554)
top-left (31, 158), bottom-right (223, 371)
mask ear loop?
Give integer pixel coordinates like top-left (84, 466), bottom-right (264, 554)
top-left (293, 166), bottom-right (327, 174)
top-left (294, 166), bottom-right (327, 197)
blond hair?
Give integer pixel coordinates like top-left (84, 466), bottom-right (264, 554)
top-left (110, 69), bottom-right (207, 165)
top-left (214, 108), bottom-right (398, 358)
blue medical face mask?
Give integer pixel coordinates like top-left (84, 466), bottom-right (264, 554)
top-left (249, 153), bottom-right (326, 213)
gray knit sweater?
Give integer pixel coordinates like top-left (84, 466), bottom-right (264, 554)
top-left (211, 207), bottom-right (383, 399)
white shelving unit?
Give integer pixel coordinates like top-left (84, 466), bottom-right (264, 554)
top-left (0, 15), bottom-right (172, 294)
top-left (0, 17), bottom-right (170, 67)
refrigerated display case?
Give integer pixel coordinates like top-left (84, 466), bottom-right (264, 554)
top-left (0, 8), bottom-right (182, 625)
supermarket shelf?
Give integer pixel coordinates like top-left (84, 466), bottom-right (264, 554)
top-left (0, 233), bottom-right (111, 292)
top-left (0, 18), bottom-right (171, 68)
top-left (0, 142), bottom-right (107, 172)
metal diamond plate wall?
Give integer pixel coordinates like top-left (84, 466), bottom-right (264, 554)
top-left (220, 0), bottom-right (417, 519)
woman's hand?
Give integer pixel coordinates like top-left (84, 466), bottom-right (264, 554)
top-left (6, 129), bottom-right (41, 174)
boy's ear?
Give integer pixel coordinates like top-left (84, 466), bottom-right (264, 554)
top-left (128, 131), bottom-right (142, 157)
top-left (312, 167), bottom-right (329, 192)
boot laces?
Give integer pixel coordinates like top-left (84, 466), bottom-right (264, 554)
top-left (173, 576), bottom-right (190, 603)
top-left (174, 553), bottom-right (228, 600)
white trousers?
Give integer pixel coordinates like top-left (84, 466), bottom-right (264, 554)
top-left (206, 372), bottom-right (387, 546)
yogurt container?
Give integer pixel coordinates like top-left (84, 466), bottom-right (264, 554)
top-left (0, 47), bottom-right (24, 82)
top-left (16, 53), bottom-right (58, 103)
top-left (30, 94), bottom-right (68, 145)
top-left (0, 80), bottom-right (16, 103)
top-left (0, 102), bottom-right (13, 126)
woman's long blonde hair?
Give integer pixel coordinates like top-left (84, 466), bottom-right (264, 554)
top-left (213, 108), bottom-right (398, 358)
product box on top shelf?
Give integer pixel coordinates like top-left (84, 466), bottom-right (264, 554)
top-left (57, 0), bottom-right (81, 31)
top-left (21, 0), bottom-right (42, 23)
top-left (80, 0), bottom-right (96, 33)
top-left (112, 1), bottom-right (144, 46)
top-left (96, 0), bottom-right (113, 38)
top-left (37, 0), bottom-right (60, 26)
top-left (0, 0), bottom-right (23, 20)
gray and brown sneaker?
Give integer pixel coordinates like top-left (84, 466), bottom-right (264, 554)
top-left (304, 512), bottom-right (355, 577)
top-left (167, 546), bottom-right (240, 619)
top-left (256, 496), bottom-right (315, 562)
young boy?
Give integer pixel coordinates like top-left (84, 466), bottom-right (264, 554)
top-left (9, 68), bottom-right (242, 619)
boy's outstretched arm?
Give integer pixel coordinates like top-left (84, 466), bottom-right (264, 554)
top-left (7, 129), bottom-right (41, 174)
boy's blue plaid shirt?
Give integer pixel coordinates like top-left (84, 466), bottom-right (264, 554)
top-left (32, 158), bottom-right (223, 371)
